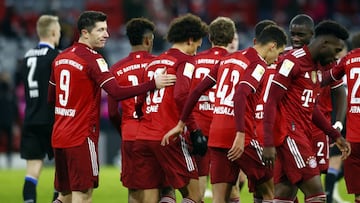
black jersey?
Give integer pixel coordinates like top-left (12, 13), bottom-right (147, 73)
top-left (20, 44), bottom-right (59, 125)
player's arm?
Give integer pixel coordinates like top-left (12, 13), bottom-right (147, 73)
top-left (173, 62), bottom-right (198, 131)
top-left (229, 64), bottom-right (264, 161)
top-left (161, 65), bottom-right (218, 145)
top-left (102, 72), bottom-right (175, 101)
top-left (331, 83), bottom-right (347, 131)
top-left (321, 58), bottom-right (346, 87)
top-left (262, 82), bottom-right (286, 167)
top-left (262, 58), bottom-right (297, 167)
top-left (48, 67), bottom-right (56, 105)
top-left (107, 95), bottom-right (122, 135)
top-left (312, 105), bottom-right (351, 159)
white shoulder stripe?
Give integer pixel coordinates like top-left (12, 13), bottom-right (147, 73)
top-left (49, 81), bottom-right (56, 86)
top-left (292, 48), bottom-right (306, 58)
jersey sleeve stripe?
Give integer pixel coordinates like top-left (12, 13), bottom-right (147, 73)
top-left (100, 76), bottom-right (115, 87)
top-left (207, 74), bottom-right (216, 82)
top-left (49, 81), bottom-right (56, 86)
top-left (239, 81), bottom-right (256, 92)
top-left (272, 80), bottom-right (288, 90)
top-left (330, 69), bottom-right (339, 81)
top-left (330, 82), bottom-right (344, 89)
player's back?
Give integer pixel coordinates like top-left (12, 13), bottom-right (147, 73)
top-left (192, 47), bottom-right (228, 136)
top-left (52, 43), bottom-right (106, 148)
top-left (137, 48), bottom-right (194, 141)
top-left (111, 51), bottom-right (154, 120)
top-left (111, 51), bottom-right (155, 141)
top-left (341, 48), bottom-right (360, 142)
top-left (21, 45), bottom-right (59, 125)
top-left (208, 51), bottom-right (249, 149)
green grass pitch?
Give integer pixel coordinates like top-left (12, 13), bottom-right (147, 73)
top-left (0, 166), bottom-right (353, 202)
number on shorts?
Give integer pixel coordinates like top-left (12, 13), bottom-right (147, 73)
top-left (316, 141), bottom-right (324, 157)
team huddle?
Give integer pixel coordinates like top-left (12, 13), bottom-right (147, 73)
top-left (19, 9), bottom-right (360, 203)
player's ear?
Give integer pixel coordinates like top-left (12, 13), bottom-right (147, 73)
top-left (187, 37), bottom-right (194, 45)
top-left (80, 28), bottom-right (89, 38)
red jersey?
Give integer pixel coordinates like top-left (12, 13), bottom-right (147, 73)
top-left (331, 48), bottom-right (360, 142)
top-left (110, 51), bottom-right (155, 141)
top-left (191, 47), bottom-right (228, 136)
top-left (137, 48), bottom-right (196, 141)
top-left (207, 51), bottom-right (252, 148)
top-left (255, 64), bottom-right (277, 144)
top-left (239, 47), bottom-right (268, 144)
top-left (51, 43), bottom-right (114, 148)
top-left (265, 46), bottom-right (321, 147)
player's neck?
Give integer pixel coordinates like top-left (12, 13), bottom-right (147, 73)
top-left (39, 39), bottom-right (55, 49)
top-left (131, 45), bottom-right (150, 53)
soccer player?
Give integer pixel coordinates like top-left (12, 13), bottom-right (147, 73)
top-left (288, 14), bottom-right (347, 175)
top-left (49, 11), bottom-right (176, 203)
top-left (190, 16), bottom-right (236, 201)
top-left (18, 15), bottom-right (61, 203)
top-left (262, 20), bottom-right (351, 203)
top-left (132, 13), bottom-right (208, 203)
top-left (231, 19), bottom-right (278, 203)
top-left (323, 31), bottom-right (360, 203)
top-left (163, 24), bottom-right (287, 203)
top-left (231, 23), bottom-right (287, 203)
top-left (107, 17), bottom-right (156, 203)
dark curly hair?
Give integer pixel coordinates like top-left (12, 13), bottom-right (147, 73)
top-left (166, 13), bottom-right (208, 43)
top-left (315, 20), bottom-right (349, 40)
top-left (126, 17), bottom-right (155, 46)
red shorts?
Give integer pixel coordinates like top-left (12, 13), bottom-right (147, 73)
top-left (194, 150), bottom-right (210, 177)
top-left (54, 137), bottom-right (99, 192)
top-left (132, 136), bottom-right (198, 189)
top-left (210, 139), bottom-right (272, 192)
top-left (121, 141), bottom-right (136, 188)
top-left (344, 142), bottom-right (360, 194)
top-left (274, 136), bottom-right (320, 185)
top-left (312, 131), bottom-right (329, 173)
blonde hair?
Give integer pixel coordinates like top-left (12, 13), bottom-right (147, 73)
top-left (36, 15), bottom-right (59, 38)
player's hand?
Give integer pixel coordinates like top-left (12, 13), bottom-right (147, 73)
top-left (154, 69), bottom-right (176, 89)
top-left (190, 129), bottom-right (208, 156)
top-left (335, 136), bottom-right (351, 160)
top-left (262, 146), bottom-right (276, 169)
top-left (161, 121), bottom-right (185, 146)
top-left (227, 132), bottom-right (245, 161)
